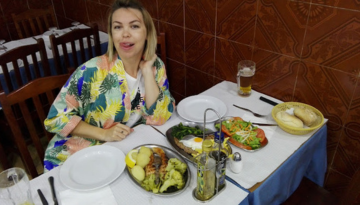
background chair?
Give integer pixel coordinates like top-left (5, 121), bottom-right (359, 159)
top-left (157, 32), bottom-right (166, 68)
top-left (12, 6), bottom-right (57, 39)
top-left (0, 38), bottom-right (51, 93)
top-left (0, 74), bottom-right (70, 178)
top-left (49, 23), bottom-right (101, 74)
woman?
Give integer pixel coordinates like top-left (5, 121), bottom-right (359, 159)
top-left (43, 0), bottom-right (175, 172)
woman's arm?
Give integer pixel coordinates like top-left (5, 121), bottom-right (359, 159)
top-left (140, 54), bottom-right (159, 108)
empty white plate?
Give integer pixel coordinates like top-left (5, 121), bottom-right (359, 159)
top-left (177, 95), bottom-right (227, 123)
top-left (60, 145), bottom-right (125, 191)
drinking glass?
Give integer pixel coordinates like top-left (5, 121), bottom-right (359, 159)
top-left (237, 60), bottom-right (256, 96)
top-left (194, 153), bottom-right (216, 201)
top-left (0, 168), bottom-right (34, 205)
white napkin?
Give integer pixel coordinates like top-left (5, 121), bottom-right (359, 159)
top-left (59, 186), bottom-right (117, 205)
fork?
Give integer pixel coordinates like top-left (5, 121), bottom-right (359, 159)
top-left (233, 104), bottom-right (266, 117)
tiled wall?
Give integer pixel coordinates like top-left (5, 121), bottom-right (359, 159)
top-left (1, 0), bottom-right (360, 201)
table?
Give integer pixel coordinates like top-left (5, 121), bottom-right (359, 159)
top-left (0, 24), bottom-right (108, 94)
top-left (28, 81), bottom-right (327, 205)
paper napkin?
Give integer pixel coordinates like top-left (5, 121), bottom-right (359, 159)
top-left (59, 186), bottom-right (117, 205)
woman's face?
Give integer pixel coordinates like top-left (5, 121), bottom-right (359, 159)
top-left (111, 8), bottom-right (147, 61)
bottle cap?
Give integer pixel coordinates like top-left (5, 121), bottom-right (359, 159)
top-left (233, 152), bottom-right (241, 161)
top-left (214, 131), bottom-right (225, 143)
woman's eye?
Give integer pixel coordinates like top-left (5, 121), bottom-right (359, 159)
top-left (114, 25), bottom-right (122, 29)
top-left (131, 25), bottom-right (140, 29)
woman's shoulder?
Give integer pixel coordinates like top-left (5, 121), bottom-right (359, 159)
top-left (154, 56), bottom-right (165, 69)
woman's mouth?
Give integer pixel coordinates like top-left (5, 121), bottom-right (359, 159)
top-left (120, 42), bottom-right (134, 50)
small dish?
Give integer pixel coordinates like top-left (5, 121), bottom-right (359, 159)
top-left (214, 116), bottom-right (268, 152)
top-left (126, 144), bottom-right (191, 196)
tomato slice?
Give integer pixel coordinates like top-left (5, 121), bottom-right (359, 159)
top-left (255, 128), bottom-right (266, 142)
top-left (229, 137), bottom-right (252, 150)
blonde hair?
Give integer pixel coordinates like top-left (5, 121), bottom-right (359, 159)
top-left (106, 0), bottom-right (157, 62)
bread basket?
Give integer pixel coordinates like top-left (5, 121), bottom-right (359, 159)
top-left (271, 102), bottom-right (324, 135)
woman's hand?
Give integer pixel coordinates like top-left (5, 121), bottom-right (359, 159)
top-left (139, 54), bottom-right (157, 76)
top-left (102, 124), bottom-right (134, 142)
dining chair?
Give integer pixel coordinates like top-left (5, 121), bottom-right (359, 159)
top-left (49, 23), bottom-right (101, 75)
top-left (0, 38), bottom-right (51, 93)
top-left (157, 32), bottom-right (167, 68)
top-left (0, 74), bottom-right (70, 178)
top-left (11, 6), bottom-right (57, 39)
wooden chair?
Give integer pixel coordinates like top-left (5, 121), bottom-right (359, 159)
top-left (49, 24), bottom-right (101, 75)
top-left (12, 6), bottom-right (57, 39)
top-left (0, 38), bottom-right (51, 93)
top-left (0, 74), bottom-right (70, 178)
top-left (157, 32), bottom-right (167, 68)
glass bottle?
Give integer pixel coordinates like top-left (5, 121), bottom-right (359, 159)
top-left (195, 139), bottom-right (216, 201)
top-left (211, 132), bottom-right (228, 192)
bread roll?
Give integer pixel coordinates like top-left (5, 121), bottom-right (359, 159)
top-left (276, 111), bottom-right (303, 128)
top-left (294, 107), bottom-right (318, 127)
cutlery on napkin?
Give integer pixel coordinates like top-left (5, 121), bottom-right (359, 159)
top-left (259, 96), bottom-right (279, 106)
top-left (37, 189), bottom-right (49, 205)
top-left (49, 176), bottom-right (59, 205)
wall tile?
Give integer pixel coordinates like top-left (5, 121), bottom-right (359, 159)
top-left (214, 38), bottom-right (252, 82)
top-left (139, 0), bottom-right (158, 20)
top-left (302, 4), bottom-right (360, 74)
top-left (216, 0), bottom-right (257, 46)
top-left (324, 168), bottom-right (351, 199)
top-left (312, 0), bottom-right (360, 11)
top-left (27, 0), bottom-right (52, 9)
top-left (159, 22), bottom-right (184, 63)
top-left (86, 1), bottom-right (109, 31)
top-left (294, 62), bottom-right (356, 126)
top-left (251, 48), bottom-right (299, 101)
top-left (158, 0), bottom-right (183, 27)
top-left (99, 0), bottom-right (113, 6)
top-left (345, 78), bottom-right (360, 133)
top-left (184, 29), bottom-right (215, 74)
top-left (171, 91), bottom-right (185, 105)
top-left (53, 0), bottom-right (65, 16)
top-left (184, 0), bottom-right (216, 35)
top-left (167, 59), bottom-right (185, 96)
top-left (185, 66), bottom-right (214, 96)
top-left (2, 0), bottom-right (28, 22)
top-left (327, 122), bottom-right (343, 167)
top-left (331, 128), bottom-right (360, 178)
top-left (255, 0), bottom-right (308, 58)
top-left (62, 0), bottom-right (89, 23)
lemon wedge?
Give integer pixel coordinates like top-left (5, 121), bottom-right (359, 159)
top-left (125, 149), bottom-right (138, 168)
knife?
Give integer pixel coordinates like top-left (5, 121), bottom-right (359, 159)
top-left (48, 176), bottom-right (58, 205)
top-left (251, 122), bottom-right (278, 126)
top-left (37, 189), bottom-right (49, 205)
top-left (260, 96), bottom-right (278, 106)
top-left (150, 125), bottom-right (166, 137)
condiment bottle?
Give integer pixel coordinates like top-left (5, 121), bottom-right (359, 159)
top-left (230, 152), bottom-right (243, 174)
top-left (211, 132), bottom-right (228, 192)
top-left (195, 139), bottom-right (216, 201)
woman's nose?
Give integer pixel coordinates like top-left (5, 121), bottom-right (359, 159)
top-left (122, 29), bottom-right (130, 38)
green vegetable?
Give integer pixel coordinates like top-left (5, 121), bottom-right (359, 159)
top-left (171, 123), bottom-right (204, 140)
top-left (141, 174), bottom-right (160, 193)
top-left (159, 169), bottom-right (185, 193)
top-left (166, 158), bottom-right (187, 175)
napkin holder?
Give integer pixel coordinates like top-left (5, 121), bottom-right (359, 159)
top-left (192, 108), bottom-right (227, 202)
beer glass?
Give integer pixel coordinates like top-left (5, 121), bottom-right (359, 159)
top-left (237, 60), bottom-right (256, 96)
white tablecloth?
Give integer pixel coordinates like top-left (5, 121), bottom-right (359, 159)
top-left (30, 125), bottom-right (248, 205)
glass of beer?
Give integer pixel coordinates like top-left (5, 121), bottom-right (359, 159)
top-left (237, 60), bottom-right (256, 96)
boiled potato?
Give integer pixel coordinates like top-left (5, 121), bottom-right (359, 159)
top-left (136, 153), bottom-right (150, 168)
top-left (139, 146), bottom-right (152, 157)
top-left (132, 165), bottom-right (145, 181)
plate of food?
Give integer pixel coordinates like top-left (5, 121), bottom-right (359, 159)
top-left (125, 144), bottom-right (190, 196)
top-left (165, 122), bottom-right (233, 164)
top-left (214, 116), bottom-right (268, 152)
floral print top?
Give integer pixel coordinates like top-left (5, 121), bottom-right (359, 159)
top-left (43, 54), bottom-right (175, 172)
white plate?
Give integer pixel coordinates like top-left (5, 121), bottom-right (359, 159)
top-left (60, 145), bottom-right (125, 191)
top-left (177, 95), bottom-right (227, 123)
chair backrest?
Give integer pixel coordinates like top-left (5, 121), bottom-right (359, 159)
top-left (157, 33), bottom-right (167, 68)
top-left (12, 6), bottom-right (57, 39)
top-left (0, 38), bottom-right (51, 93)
top-left (0, 74), bottom-right (70, 178)
top-left (49, 24), bottom-right (101, 75)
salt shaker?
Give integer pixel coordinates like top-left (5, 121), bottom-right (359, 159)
top-left (230, 152), bottom-right (243, 174)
